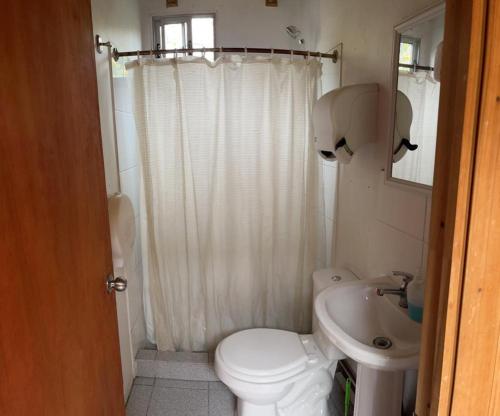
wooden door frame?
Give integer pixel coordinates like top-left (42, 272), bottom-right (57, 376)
top-left (416, 0), bottom-right (499, 414)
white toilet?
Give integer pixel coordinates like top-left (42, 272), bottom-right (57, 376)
top-left (214, 268), bottom-right (357, 416)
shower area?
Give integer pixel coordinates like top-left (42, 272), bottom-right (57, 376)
top-left (116, 45), bottom-right (338, 347)
top-left (93, 0), bottom-right (342, 407)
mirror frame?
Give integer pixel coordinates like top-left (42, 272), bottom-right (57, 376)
top-left (385, 2), bottom-right (446, 193)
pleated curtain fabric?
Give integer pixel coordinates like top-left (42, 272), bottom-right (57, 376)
top-left (128, 56), bottom-right (324, 351)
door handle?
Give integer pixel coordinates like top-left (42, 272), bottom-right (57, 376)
top-left (106, 275), bottom-right (128, 293)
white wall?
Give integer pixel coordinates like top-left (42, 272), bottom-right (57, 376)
top-left (91, 0), bottom-right (145, 399)
top-left (307, 0), bottom-right (438, 280)
top-left (139, 0), bottom-right (305, 50)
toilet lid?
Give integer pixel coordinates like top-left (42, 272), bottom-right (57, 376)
top-left (218, 329), bottom-right (308, 379)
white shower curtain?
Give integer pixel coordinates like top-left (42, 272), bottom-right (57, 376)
top-left (128, 55), bottom-right (323, 351)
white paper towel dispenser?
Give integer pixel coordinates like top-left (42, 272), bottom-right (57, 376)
top-left (392, 90), bottom-right (418, 163)
top-left (313, 83), bottom-right (378, 163)
top-left (108, 193), bottom-right (135, 277)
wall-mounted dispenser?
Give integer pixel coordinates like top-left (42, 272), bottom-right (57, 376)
top-left (312, 83), bottom-right (378, 163)
top-left (392, 90), bottom-right (418, 163)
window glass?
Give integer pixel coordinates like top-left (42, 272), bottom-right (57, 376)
top-left (399, 36), bottom-right (420, 72)
top-left (153, 15), bottom-right (215, 60)
top-left (162, 23), bottom-right (186, 57)
top-left (192, 17), bottom-right (215, 60)
top-left (399, 42), bottom-right (414, 65)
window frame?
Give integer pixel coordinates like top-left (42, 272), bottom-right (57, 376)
top-left (399, 35), bottom-right (421, 71)
top-left (152, 14), bottom-right (216, 56)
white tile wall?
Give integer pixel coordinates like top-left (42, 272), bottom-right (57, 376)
top-left (306, 0), bottom-right (436, 282)
top-left (317, 63), bottom-right (340, 268)
top-left (92, 0), bottom-right (144, 399)
top-left (115, 110), bottom-right (138, 171)
top-left (114, 76), bottom-right (146, 361)
top-left (323, 163), bottom-right (337, 222)
top-left (120, 167), bottom-right (140, 216)
top-left (375, 174), bottom-right (427, 241)
top-left (366, 220), bottom-right (425, 278)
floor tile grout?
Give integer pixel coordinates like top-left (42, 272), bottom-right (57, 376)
top-left (144, 385), bottom-right (153, 416)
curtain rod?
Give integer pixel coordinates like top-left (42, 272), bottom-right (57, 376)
top-left (399, 63), bottom-right (434, 71)
top-left (112, 47), bottom-right (338, 62)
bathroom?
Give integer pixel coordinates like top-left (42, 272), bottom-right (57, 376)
top-left (96, 0), bottom-right (438, 414)
top-left (2, 0), bottom-right (499, 416)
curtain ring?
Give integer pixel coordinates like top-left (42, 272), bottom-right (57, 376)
top-left (174, 48), bottom-right (178, 60)
top-left (307, 51), bottom-right (310, 62)
top-left (202, 47), bottom-right (206, 58)
top-left (271, 48), bottom-right (274, 59)
top-left (290, 49), bottom-right (294, 61)
top-left (244, 47), bottom-right (248, 59)
top-left (136, 50), bottom-right (141, 61)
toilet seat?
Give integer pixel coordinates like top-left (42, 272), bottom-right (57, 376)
top-left (217, 329), bottom-right (310, 383)
top-left (214, 268), bottom-right (354, 416)
top-left (215, 331), bottom-right (333, 416)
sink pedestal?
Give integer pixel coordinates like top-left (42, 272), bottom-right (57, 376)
top-left (353, 365), bottom-right (404, 416)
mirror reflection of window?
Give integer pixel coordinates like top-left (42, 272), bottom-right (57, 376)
top-left (399, 36), bottom-right (420, 72)
top-left (390, 5), bottom-right (445, 188)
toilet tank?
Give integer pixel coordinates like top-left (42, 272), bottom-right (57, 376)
top-left (312, 268), bottom-right (357, 332)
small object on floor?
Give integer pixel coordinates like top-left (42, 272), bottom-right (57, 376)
top-left (344, 378), bottom-right (352, 416)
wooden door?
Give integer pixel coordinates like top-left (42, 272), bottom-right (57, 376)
top-left (0, 1), bottom-right (124, 415)
top-left (448, 0), bottom-right (500, 413)
top-left (416, 0), bottom-right (500, 414)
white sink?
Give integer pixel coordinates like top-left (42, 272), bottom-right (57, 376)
top-left (314, 277), bottom-right (421, 371)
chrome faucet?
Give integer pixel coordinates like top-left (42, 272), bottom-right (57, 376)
top-left (376, 271), bottom-right (414, 308)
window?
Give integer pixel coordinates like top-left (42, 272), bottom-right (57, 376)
top-left (153, 15), bottom-right (215, 60)
top-left (399, 36), bottom-right (420, 72)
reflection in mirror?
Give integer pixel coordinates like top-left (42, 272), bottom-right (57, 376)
top-left (390, 5), bottom-right (445, 188)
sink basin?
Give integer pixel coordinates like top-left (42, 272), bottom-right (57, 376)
top-left (314, 277), bottom-right (421, 371)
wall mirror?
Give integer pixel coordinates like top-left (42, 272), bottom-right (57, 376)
top-left (388, 4), bottom-right (445, 189)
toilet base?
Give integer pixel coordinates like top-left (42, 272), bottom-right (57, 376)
top-left (235, 368), bottom-right (333, 416)
top-left (236, 397), bottom-right (330, 416)
top-left (237, 401), bottom-right (276, 416)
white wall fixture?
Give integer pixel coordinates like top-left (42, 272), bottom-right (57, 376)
top-left (392, 91), bottom-right (415, 163)
top-left (314, 276), bottom-right (421, 416)
top-left (108, 193), bottom-right (136, 275)
top-left (313, 83), bottom-right (378, 163)
top-left (107, 193), bottom-right (137, 398)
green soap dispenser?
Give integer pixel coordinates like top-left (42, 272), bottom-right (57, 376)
top-left (407, 276), bottom-right (425, 323)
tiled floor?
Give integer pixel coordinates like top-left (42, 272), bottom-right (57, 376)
top-left (135, 349), bottom-right (218, 381)
top-left (126, 377), bottom-right (235, 416)
top-left (129, 349), bottom-right (351, 415)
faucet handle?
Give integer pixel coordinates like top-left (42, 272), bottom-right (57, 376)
top-left (392, 271), bottom-right (414, 285)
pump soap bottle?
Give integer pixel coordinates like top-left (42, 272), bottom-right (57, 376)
top-left (407, 275), bottom-right (425, 323)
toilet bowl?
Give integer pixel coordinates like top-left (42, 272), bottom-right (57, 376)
top-left (214, 268), bottom-right (357, 416)
top-left (215, 329), bottom-right (333, 416)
